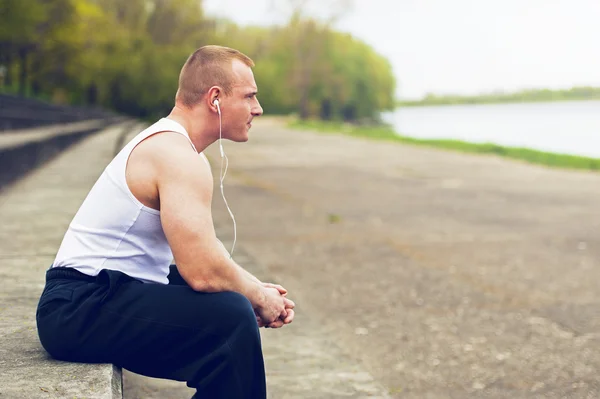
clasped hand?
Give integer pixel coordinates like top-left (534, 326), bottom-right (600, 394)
top-left (255, 283), bottom-right (295, 329)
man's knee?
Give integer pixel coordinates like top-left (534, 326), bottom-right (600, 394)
top-left (221, 291), bottom-right (257, 325)
top-left (215, 291), bottom-right (260, 341)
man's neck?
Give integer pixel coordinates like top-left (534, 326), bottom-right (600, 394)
top-left (166, 106), bottom-right (217, 153)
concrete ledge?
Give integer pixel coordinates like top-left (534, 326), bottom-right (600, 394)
top-left (0, 123), bottom-right (136, 399)
top-left (0, 339), bottom-right (122, 399)
top-left (0, 120), bottom-right (107, 150)
top-left (0, 94), bottom-right (118, 131)
top-left (0, 264), bottom-right (122, 399)
top-left (0, 118), bottom-right (130, 191)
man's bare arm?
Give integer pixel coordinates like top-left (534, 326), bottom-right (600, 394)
top-left (216, 239), bottom-right (262, 284)
top-left (216, 239), bottom-right (290, 299)
top-left (152, 133), bottom-right (289, 323)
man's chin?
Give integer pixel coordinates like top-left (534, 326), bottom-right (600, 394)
top-left (230, 134), bottom-right (248, 143)
top-left (239, 127), bottom-right (250, 142)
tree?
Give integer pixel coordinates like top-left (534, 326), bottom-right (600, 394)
top-left (2, 0), bottom-right (397, 122)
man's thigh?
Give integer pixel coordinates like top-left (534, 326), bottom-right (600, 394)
top-left (98, 279), bottom-right (256, 376)
top-left (45, 271), bottom-right (257, 375)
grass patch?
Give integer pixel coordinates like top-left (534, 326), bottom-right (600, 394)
top-left (327, 213), bottom-right (342, 224)
top-left (288, 119), bottom-right (600, 172)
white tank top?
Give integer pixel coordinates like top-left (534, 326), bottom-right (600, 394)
top-left (52, 118), bottom-right (209, 284)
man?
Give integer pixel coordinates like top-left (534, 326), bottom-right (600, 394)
top-left (36, 45), bottom-right (295, 399)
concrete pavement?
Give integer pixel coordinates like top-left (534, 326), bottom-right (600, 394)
top-left (3, 116), bottom-right (598, 398)
top-left (203, 117), bottom-right (600, 398)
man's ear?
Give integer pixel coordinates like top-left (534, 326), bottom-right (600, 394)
top-left (207, 86), bottom-right (222, 110)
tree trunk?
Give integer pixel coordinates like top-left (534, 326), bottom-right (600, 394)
top-left (31, 56), bottom-right (42, 96)
top-left (298, 65), bottom-right (310, 119)
top-left (87, 83), bottom-right (98, 105)
top-left (18, 47), bottom-right (28, 96)
top-left (5, 51), bottom-right (12, 87)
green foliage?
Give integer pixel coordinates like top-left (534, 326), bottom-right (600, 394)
top-left (0, 0), bottom-right (396, 122)
top-left (0, 0), bottom-right (48, 43)
top-left (211, 15), bottom-right (396, 121)
top-left (398, 87), bottom-right (600, 107)
top-left (290, 119), bottom-right (600, 172)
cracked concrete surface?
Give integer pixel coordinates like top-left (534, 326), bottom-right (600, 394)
top-left (202, 118), bottom-right (600, 398)
top-left (3, 117), bottom-right (598, 398)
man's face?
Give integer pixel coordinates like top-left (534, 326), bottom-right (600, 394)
top-left (220, 59), bottom-right (263, 142)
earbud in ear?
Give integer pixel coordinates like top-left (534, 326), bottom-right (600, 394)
top-left (213, 99), bottom-right (219, 106)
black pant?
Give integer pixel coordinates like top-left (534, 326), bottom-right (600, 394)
top-left (35, 265), bottom-right (267, 399)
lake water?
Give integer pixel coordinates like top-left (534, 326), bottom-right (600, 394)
top-left (382, 100), bottom-right (600, 158)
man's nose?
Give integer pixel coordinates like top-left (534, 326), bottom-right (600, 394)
top-left (252, 100), bottom-right (263, 116)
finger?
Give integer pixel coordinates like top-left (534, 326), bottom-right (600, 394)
top-left (283, 297), bottom-right (295, 309)
top-left (283, 308), bottom-right (295, 324)
top-left (265, 313), bottom-right (279, 325)
top-left (263, 283), bottom-right (287, 295)
top-left (279, 308), bottom-right (288, 319)
top-left (269, 319), bottom-right (284, 328)
top-left (273, 284), bottom-right (287, 294)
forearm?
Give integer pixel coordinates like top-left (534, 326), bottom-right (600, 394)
top-left (237, 264), bottom-right (262, 284)
top-left (189, 246), bottom-right (265, 308)
top-left (216, 239), bottom-right (262, 284)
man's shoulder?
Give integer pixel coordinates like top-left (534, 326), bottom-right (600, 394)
top-left (142, 130), bottom-right (193, 150)
top-left (139, 132), bottom-right (211, 183)
top-left (135, 131), bottom-right (196, 164)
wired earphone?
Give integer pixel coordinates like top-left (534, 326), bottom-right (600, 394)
top-left (213, 98), bottom-right (237, 259)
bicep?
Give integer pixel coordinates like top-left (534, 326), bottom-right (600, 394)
top-left (158, 153), bottom-right (219, 277)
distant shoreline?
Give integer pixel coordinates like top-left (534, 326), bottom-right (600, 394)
top-left (288, 119), bottom-right (600, 172)
top-left (397, 87), bottom-right (600, 107)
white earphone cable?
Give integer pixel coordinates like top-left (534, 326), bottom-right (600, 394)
top-left (217, 102), bottom-right (236, 259)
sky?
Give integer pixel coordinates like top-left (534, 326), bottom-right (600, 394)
top-left (203, 0), bottom-right (600, 99)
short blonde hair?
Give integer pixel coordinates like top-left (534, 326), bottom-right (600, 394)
top-left (176, 45), bottom-right (255, 108)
